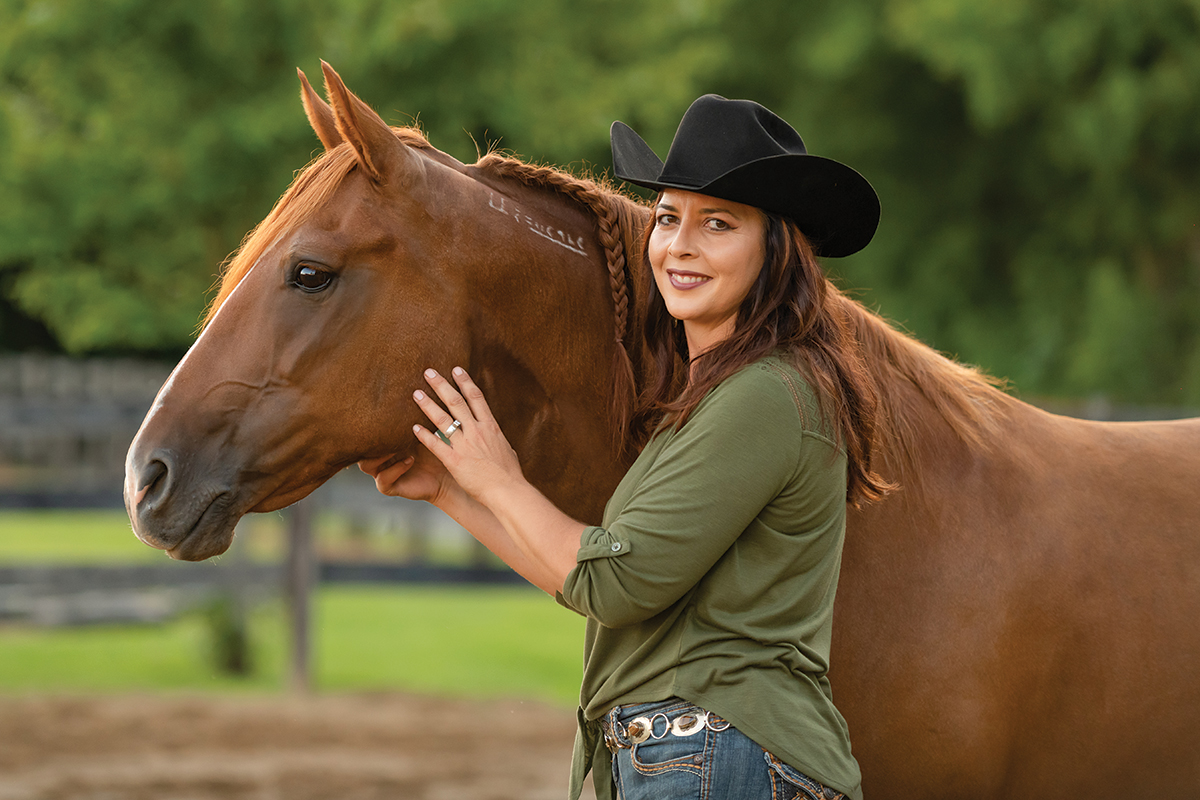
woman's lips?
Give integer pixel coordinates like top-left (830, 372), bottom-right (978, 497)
top-left (667, 269), bottom-right (711, 290)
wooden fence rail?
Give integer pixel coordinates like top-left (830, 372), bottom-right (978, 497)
top-left (0, 558), bottom-right (526, 628)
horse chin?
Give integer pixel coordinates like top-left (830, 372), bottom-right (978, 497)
top-left (128, 496), bottom-right (238, 562)
top-left (165, 526), bottom-right (236, 562)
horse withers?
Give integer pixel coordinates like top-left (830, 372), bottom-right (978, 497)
top-left (125, 64), bottom-right (1200, 798)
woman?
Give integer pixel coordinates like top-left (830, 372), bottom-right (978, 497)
top-left (361, 95), bottom-right (887, 800)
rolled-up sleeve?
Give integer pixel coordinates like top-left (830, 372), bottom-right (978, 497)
top-left (558, 366), bottom-right (806, 627)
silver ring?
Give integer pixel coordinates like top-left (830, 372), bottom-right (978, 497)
top-left (444, 419), bottom-right (462, 438)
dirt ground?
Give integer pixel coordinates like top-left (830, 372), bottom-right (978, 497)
top-left (0, 693), bottom-right (597, 800)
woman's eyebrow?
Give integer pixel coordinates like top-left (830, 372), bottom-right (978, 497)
top-left (655, 203), bottom-right (741, 218)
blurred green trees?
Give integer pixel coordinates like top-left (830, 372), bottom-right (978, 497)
top-left (1, 0), bottom-right (1198, 404)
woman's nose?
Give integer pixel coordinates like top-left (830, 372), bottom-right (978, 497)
top-left (666, 227), bottom-right (696, 259)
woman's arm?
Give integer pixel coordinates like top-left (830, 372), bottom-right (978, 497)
top-left (361, 367), bottom-right (583, 595)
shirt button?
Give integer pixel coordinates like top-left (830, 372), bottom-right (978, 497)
top-left (610, 542), bottom-right (622, 552)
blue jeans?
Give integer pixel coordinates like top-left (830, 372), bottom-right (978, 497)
top-left (605, 698), bottom-right (844, 800)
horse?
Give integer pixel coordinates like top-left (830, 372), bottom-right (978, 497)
top-left (125, 63), bottom-right (1200, 798)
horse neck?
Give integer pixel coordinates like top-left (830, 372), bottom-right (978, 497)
top-left (440, 159), bottom-right (648, 519)
top-left (439, 152), bottom-right (1007, 514)
top-left (464, 153), bottom-right (651, 361)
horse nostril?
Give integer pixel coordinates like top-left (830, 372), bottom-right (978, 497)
top-left (135, 457), bottom-right (170, 509)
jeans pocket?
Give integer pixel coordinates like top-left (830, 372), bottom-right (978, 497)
top-left (629, 727), bottom-right (707, 776)
top-left (763, 751), bottom-right (843, 800)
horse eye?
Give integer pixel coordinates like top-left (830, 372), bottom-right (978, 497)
top-left (293, 264), bottom-right (333, 293)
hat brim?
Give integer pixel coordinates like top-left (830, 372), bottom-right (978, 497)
top-left (611, 121), bottom-right (879, 258)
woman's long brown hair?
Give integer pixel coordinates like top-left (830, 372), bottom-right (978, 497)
top-left (630, 209), bottom-right (892, 505)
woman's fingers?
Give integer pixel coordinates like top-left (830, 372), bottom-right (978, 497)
top-left (372, 455), bottom-right (415, 486)
top-left (358, 456), bottom-right (391, 477)
top-left (414, 387), bottom-right (459, 442)
top-left (358, 453), bottom-right (406, 477)
top-left (423, 368), bottom-right (476, 431)
top-left (364, 454), bottom-right (417, 495)
top-left (412, 421), bottom-right (454, 456)
top-left (451, 367), bottom-right (498, 425)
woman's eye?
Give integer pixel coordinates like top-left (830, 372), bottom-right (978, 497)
top-left (656, 214), bottom-right (678, 226)
top-left (293, 264), bottom-right (334, 293)
top-left (706, 218), bottom-right (731, 231)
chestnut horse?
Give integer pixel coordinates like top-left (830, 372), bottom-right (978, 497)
top-left (125, 64), bottom-right (1200, 798)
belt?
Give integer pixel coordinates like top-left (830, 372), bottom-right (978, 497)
top-left (601, 706), bottom-right (844, 800)
top-left (600, 705), bottom-right (730, 754)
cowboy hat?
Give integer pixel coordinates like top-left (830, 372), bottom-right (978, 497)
top-left (611, 95), bottom-right (880, 257)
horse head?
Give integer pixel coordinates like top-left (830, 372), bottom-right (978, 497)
top-left (125, 63), bottom-right (638, 560)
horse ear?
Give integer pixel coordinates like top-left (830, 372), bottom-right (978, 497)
top-left (320, 60), bottom-right (398, 183)
top-left (298, 68), bottom-right (341, 151)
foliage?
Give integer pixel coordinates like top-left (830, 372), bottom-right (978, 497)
top-left (874, 0), bottom-right (1200, 401)
top-left (204, 593), bottom-right (253, 676)
top-left (1, 0), bottom-right (1198, 403)
top-left (0, 0), bottom-right (329, 354)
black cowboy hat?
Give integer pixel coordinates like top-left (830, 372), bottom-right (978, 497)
top-left (611, 95), bottom-right (880, 258)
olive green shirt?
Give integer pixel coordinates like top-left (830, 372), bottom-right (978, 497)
top-left (557, 356), bottom-right (862, 800)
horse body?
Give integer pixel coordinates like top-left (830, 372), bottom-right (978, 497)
top-left (837, 392), bottom-right (1200, 797)
top-left (125, 65), bottom-right (1200, 797)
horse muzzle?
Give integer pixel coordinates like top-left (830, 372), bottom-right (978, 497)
top-left (125, 445), bottom-right (240, 561)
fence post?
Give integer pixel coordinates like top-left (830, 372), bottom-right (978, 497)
top-left (285, 496), bottom-right (316, 693)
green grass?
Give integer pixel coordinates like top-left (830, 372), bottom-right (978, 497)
top-left (0, 511), bottom-right (584, 704)
top-left (0, 607), bottom-right (287, 691)
top-left (0, 509), bottom-right (160, 562)
top-left (0, 587), bottom-right (584, 704)
top-left (0, 508), bottom-right (487, 565)
top-left (316, 587), bottom-right (584, 704)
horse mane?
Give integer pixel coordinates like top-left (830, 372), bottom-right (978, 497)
top-left (474, 153), bottom-right (649, 451)
top-left (203, 127), bottom-right (435, 327)
top-left (206, 124), bottom-right (1005, 478)
top-left (832, 291), bottom-right (1008, 478)
top-left (470, 153), bottom-right (1008, 476)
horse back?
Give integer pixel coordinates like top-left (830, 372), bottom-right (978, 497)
top-left (837, 400), bottom-right (1200, 798)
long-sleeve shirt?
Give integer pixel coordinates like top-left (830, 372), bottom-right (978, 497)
top-left (557, 355), bottom-right (862, 800)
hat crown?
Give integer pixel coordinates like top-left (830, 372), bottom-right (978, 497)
top-left (610, 94), bottom-right (880, 257)
top-left (659, 95), bottom-right (807, 185)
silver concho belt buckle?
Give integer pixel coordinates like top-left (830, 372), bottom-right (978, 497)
top-left (626, 716), bottom-right (652, 744)
top-left (671, 711), bottom-right (709, 737)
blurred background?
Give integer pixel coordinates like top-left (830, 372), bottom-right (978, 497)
top-left (0, 0), bottom-right (1197, 796)
top-left (3, 0), bottom-right (1199, 400)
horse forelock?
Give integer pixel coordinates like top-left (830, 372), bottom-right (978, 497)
top-left (201, 126), bottom-right (435, 330)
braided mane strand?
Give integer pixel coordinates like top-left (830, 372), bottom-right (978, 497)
top-left (475, 154), bottom-right (648, 454)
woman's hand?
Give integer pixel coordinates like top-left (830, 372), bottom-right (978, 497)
top-left (358, 451), bottom-right (451, 504)
top-left (408, 367), bottom-right (526, 505)
top-left (363, 366), bottom-right (582, 595)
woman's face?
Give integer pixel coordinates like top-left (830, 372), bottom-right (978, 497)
top-left (648, 189), bottom-right (765, 357)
